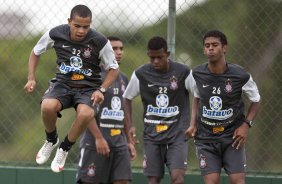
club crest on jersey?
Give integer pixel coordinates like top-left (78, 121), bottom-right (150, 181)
top-left (224, 79), bottom-right (233, 93)
top-left (199, 154), bottom-right (207, 169)
top-left (169, 76), bottom-right (178, 90)
top-left (82, 47), bottom-right (92, 58)
top-left (120, 80), bottom-right (126, 92)
top-left (87, 163), bottom-right (96, 177)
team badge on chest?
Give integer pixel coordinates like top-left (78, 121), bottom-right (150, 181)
top-left (82, 47), bottom-right (92, 58)
top-left (224, 79), bottom-right (233, 93)
top-left (120, 80), bottom-right (126, 92)
top-left (169, 76), bottom-right (178, 90)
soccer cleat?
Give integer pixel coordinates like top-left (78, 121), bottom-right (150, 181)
top-left (36, 138), bottom-right (59, 165)
top-left (51, 148), bottom-right (68, 173)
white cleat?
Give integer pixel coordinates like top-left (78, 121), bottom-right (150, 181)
top-left (36, 138), bottom-right (59, 165)
top-left (51, 148), bottom-right (68, 173)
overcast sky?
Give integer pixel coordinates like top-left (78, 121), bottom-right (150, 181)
top-left (0, 0), bottom-right (204, 34)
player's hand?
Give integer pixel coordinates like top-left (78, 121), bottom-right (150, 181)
top-left (129, 126), bottom-right (140, 145)
top-left (232, 123), bottom-right (249, 149)
top-left (24, 80), bottom-right (36, 93)
top-left (95, 137), bottom-right (110, 157)
top-left (185, 125), bottom-right (197, 138)
top-left (128, 143), bottom-right (137, 160)
top-left (91, 90), bottom-right (104, 106)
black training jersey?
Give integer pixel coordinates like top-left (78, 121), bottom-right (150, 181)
top-left (33, 24), bottom-right (118, 87)
top-left (80, 68), bottom-right (129, 149)
top-left (191, 63), bottom-right (260, 142)
top-left (123, 60), bottom-right (192, 144)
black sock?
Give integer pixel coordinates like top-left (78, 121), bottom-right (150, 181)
top-left (59, 136), bottom-right (75, 152)
top-left (46, 128), bottom-right (58, 145)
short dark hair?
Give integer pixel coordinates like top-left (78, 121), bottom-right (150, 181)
top-left (147, 36), bottom-right (168, 51)
top-left (70, 5), bottom-right (92, 20)
top-left (203, 30), bottom-right (228, 45)
top-left (107, 36), bottom-right (122, 42)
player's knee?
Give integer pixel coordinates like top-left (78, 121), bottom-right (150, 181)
top-left (41, 99), bottom-right (61, 113)
top-left (171, 176), bottom-right (184, 184)
top-left (76, 105), bottom-right (94, 120)
top-left (170, 171), bottom-right (185, 184)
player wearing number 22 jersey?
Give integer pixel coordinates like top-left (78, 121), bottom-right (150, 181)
top-left (123, 36), bottom-right (193, 183)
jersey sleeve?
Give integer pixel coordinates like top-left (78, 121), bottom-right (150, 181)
top-left (186, 70), bottom-right (200, 98)
top-left (122, 71), bottom-right (140, 100)
top-left (99, 40), bottom-right (119, 70)
top-left (242, 75), bottom-right (261, 102)
top-left (33, 30), bottom-right (55, 56)
top-left (185, 71), bottom-right (195, 93)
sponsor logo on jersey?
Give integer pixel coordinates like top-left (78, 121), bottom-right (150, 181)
top-left (169, 76), bottom-right (178, 90)
top-left (62, 44), bottom-right (71, 48)
top-left (146, 94), bottom-right (179, 117)
top-left (224, 78), bottom-right (233, 93)
top-left (148, 83), bottom-right (155, 87)
top-left (202, 96), bottom-right (233, 120)
top-left (100, 96), bottom-right (124, 121)
top-left (59, 56), bottom-right (92, 76)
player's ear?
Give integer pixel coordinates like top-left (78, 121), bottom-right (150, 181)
top-left (223, 45), bottom-right (228, 54)
top-left (166, 51), bottom-right (170, 57)
top-left (67, 18), bottom-right (71, 25)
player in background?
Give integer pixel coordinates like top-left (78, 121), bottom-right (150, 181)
top-left (76, 36), bottom-right (136, 184)
top-left (123, 36), bottom-right (193, 184)
top-left (24, 5), bottom-right (119, 173)
top-left (186, 30), bottom-right (261, 184)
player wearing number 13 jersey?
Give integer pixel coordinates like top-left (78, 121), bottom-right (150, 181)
top-left (123, 36), bottom-right (193, 184)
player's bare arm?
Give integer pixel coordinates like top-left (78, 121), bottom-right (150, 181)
top-left (24, 50), bottom-right (40, 93)
top-left (91, 68), bottom-right (119, 105)
top-left (232, 101), bottom-right (261, 149)
top-left (88, 118), bottom-right (110, 157)
top-left (123, 98), bottom-right (140, 145)
top-left (186, 97), bottom-right (199, 138)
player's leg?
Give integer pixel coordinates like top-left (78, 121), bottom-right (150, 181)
top-left (229, 173), bottom-right (245, 184)
top-left (203, 173), bottom-right (221, 184)
top-left (68, 103), bottom-right (95, 141)
top-left (143, 142), bottom-right (165, 184)
top-left (195, 142), bottom-right (222, 184)
top-left (52, 88), bottom-right (96, 172)
top-left (167, 141), bottom-right (188, 184)
top-left (77, 147), bottom-right (112, 184)
top-left (36, 81), bottom-right (69, 165)
top-left (112, 147), bottom-right (132, 184)
top-left (41, 98), bottom-right (62, 132)
top-left (51, 104), bottom-right (94, 172)
top-left (222, 142), bottom-right (246, 184)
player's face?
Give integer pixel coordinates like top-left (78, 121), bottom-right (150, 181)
top-left (110, 40), bottom-right (124, 64)
top-left (203, 37), bottom-right (227, 63)
top-left (147, 48), bottom-right (170, 72)
top-left (68, 15), bottom-right (91, 42)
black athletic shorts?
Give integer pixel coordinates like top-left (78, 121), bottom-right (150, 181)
top-left (76, 146), bottom-right (132, 183)
top-left (195, 141), bottom-right (246, 176)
